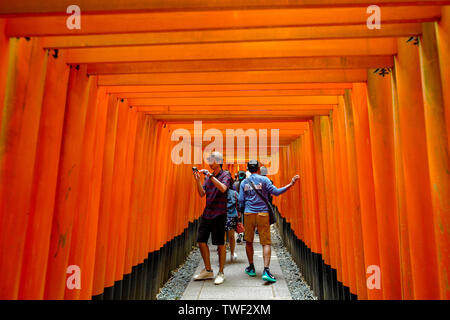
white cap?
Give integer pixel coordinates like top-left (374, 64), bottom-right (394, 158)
top-left (260, 166), bottom-right (268, 176)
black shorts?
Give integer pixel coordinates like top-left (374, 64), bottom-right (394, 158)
top-left (197, 214), bottom-right (226, 246)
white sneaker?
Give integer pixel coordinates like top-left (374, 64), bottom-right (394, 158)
top-left (193, 268), bottom-right (214, 281)
top-left (214, 272), bottom-right (225, 285)
top-left (230, 253), bottom-right (237, 262)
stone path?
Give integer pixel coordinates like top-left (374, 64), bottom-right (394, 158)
top-left (181, 229), bottom-right (292, 300)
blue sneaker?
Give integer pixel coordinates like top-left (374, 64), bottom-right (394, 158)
top-left (262, 268), bottom-right (277, 283)
top-left (245, 265), bottom-right (256, 277)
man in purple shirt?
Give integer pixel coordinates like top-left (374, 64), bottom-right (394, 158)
top-left (192, 151), bottom-right (231, 285)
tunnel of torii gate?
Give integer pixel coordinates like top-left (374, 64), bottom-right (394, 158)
top-left (0, 1), bottom-right (449, 301)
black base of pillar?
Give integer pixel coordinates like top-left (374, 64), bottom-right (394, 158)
top-left (275, 210), bottom-right (358, 300)
top-left (91, 218), bottom-right (199, 300)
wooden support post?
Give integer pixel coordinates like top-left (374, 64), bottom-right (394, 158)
top-left (123, 113), bottom-right (146, 299)
top-left (18, 49), bottom-right (70, 299)
top-left (395, 37), bottom-right (441, 299)
top-left (312, 116), bottom-right (330, 271)
top-left (330, 109), bottom-right (349, 292)
top-left (390, 65), bottom-right (415, 300)
top-left (350, 83), bottom-right (383, 300)
top-left (0, 19), bottom-right (9, 132)
top-left (44, 65), bottom-right (92, 299)
top-left (367, 69), bottom-right (402, 300)
top-left (104, 98), bottom-right (131, 294)
top-left (115, 107), bottom-right (139, 288)
top-left (64, 77), bottom-right (99, 300)
top-left (336, 97), bottom-right (357, 297)
top-left (319, 115), bottom-right (341, 299)
top-left (342, 90), bottom-right (367, 300)
top-left (305, 123), bottom-right (321, 257)
top-left (436, 6), bottom-right (450, 150)
top-left (0, 38), bottom-right (48, 299)
top-left (80, 88), bottom-right (110, 300)
top-left (91, 95), bottom-right (119, 297)
top-left (419, 22), bottom-right (450, 300)
top-left (310, 118), bottom-right (329, 281)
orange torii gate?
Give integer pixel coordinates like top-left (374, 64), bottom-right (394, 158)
top-left (0, 1), bottom-right (448, 301)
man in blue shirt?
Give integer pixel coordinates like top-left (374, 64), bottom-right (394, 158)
top-left (239, 160), bottom-right (299, 283)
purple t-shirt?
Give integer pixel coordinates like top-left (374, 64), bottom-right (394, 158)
top-left (202, 170), bottom-right (232, 219)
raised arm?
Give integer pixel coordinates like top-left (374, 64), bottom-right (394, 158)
top-left (193, 171), bottom-right (206, 197)
top-left (266, 175), bottom-right (300, 196)
top-left (199, 169), bottom-right (228, 193)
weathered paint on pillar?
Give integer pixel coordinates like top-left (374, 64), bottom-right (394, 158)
top-left (44, 65), bottom-right (92, 299)
top-left (342, 90), bottom-right (367, 299)
top-left (395, 37), bottom-right (440, 299)
top-left (367, 69), bottom-right (402, 300)
top-left (18, 49), bottom-right (70, 299)
top-left (436, 6), bottom-right (450, 150)
top-left (351, 82), bottom-right (383, 300)
top-left (91, 95), bottom-right (119, 296)
top-left (0, 38), bottom-right (48, 299)
top-left (419, 22), bottom-right (450, 300)
top-left (390, 65), bottom-right (415, 300)
top-left (0, 19), bottom-right (9, 133)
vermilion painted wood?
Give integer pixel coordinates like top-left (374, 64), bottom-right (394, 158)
top-left (115, 107), bottom-right (139, 283)
top-left (104, 99), bottom-right (131, 289)
top-left (419, 22), bottom-right (450, 300)
top-left (366, 70), bottom-right (402, 300)
top-left (311, 117), bottom-right (331, 267)
top-left (331, 103), bottom-right (350, 290)
top-left (1, 3), bottom-right (450, 301)
top-left (123, 113), bottom-right (144, 277)
top-left (0, 38), bottom-right (48, 299)
top-left (40, 25), bottom-right (419, 50)
top-left (0, 19), bottom-right (9, 134)
top-left (144, 119), bottom-right (158, 260)
top-left (319, 116), bottom-right (338, 280)
top-left (44, 65), bottom-right (92, 299)
top-left (391, 67), bottom-right (415, 300)
top-left (343, 91), bottom-right (367, 299)
top-left (350, 83), bottom-right (383, 300)
top-left (305, 123), bottom-right (322, 258)
top-left (336, 97), bottom-right (357, 295)
top-left (105, 83), bottom-right (352, 94)
top-left (143, 119), bottom-right (158, 257)
top-left (2, 0), bottom-right (447, 15)
top-left (91, 96), bottom-right (119, 296)
top-left (80, 89), bottom-right (110, 300)
top-left (4, 7), bottom-right (441, 37)
top-left (395, 39), bottom-right (441, 299)
top-left (437, 7), bottom-right (450, 152)
top-left (64, 77), bottom-right (99, 300)
top-left (18, 49), bottom-right (70, 300)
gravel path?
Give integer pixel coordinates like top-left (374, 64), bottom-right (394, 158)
top-left (156, 226), bottom-right (317, 300)
top-left (270, 226), bottom-right (317, 300)
top-left (156, 246), bottom-right (202, 300)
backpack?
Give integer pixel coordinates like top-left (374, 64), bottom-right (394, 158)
top-left (226, 188), bottom-right (238, 216)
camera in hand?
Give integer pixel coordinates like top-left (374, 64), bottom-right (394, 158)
top-left (192, 167), bottom-right (198, 172)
